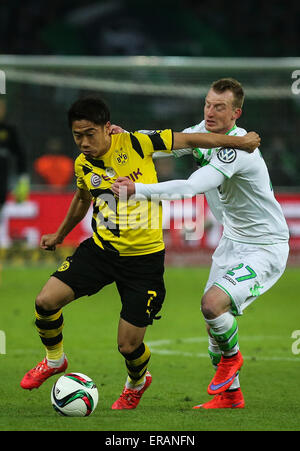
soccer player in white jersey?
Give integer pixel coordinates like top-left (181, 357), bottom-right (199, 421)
top-left (112, 78), bottom-right (290, 409)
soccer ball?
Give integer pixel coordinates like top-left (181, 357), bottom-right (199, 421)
top-left (51, 372), bottom-right (98, 417)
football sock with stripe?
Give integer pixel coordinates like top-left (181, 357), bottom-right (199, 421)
top-left (205, 312), bottom-right (239, 357)
top-left (208, 335), bottom-right (222, 369)
top-left (120, 342), bottom-right (151, 390)
top-left (35, 303), bottom-right (64, 366)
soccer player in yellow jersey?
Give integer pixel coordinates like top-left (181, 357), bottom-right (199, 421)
top-left (20, 96), bottom-right (260, 409)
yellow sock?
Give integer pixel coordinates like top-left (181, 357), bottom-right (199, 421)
top-left (45, 341), bottom-right (64, 361)
top-left (124, 343), bottom-right (151, 386)
top-left (35, 304), bottom-right (64, 361)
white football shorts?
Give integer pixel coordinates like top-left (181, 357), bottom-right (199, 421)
top-left (204, 236), bottom-right (289, 316)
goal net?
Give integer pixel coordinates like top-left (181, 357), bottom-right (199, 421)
top-left (1, 55), bottom-right (300, 187)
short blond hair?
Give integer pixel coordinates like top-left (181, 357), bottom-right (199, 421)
top-left (211, 78), bottom-right (245, 109)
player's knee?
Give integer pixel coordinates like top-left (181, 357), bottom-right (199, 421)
top-left (201, 285), bottom-right (231, 319)
top-left (35, 277), bottom-right (74, 311)
top-left (201, 292), bottom-right (220, 319)
top-left (118, 341), bottom-right (141, 357)
top-left (35, 291), bottom-right (59, 312)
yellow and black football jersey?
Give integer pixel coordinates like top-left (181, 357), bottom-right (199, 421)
top-left (75, 129), bottom-right (173, 256)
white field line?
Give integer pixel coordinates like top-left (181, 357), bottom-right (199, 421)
top-left (148, 336), bottom-right (300, 363)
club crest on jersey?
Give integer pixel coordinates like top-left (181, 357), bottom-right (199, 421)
top-left (115, 149), bottom-right (129, 165)
top-left (217, 148), bottom-right (236, 163)
top-left (90, 173), bottom-right (102, 187)
top-left (58, 260), bottom-right (70, 272)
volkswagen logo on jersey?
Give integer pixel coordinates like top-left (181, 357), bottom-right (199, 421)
top-left (91, 173), bottom-right (102, 187)
top-left (217, 148), bottom-right (237, 163)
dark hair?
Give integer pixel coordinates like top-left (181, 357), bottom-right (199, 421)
top-left (211, 78), bottom-right (245, 109)
top-left (68, 95), bottom-right (110, 128)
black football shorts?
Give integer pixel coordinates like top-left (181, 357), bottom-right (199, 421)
top-left (52, 238), bottom-right (166, 327)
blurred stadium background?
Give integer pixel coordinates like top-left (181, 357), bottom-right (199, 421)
top-left (1, 0), bottom-right (300, 266)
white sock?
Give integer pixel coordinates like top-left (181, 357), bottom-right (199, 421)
top-left (205, 312), bottom-right (234, 335)
top-left (228, 373), bottom-right (240, 390)
top-left (205, 312), bottom-right (239, 357)
top-left (47, 353), bottom-right (65, 368)
top-left (125, 376), bottom-right (146, 391)
top-left (208, 336), bottom-right (222, 370)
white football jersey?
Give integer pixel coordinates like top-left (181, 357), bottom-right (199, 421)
top-left (181, 120), bottom-right (289, 245)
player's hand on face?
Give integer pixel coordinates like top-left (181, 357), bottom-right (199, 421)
top-left (243, 132), bottom-right (261, 152)
top-left (111, 177), bottom-right (136, 198)
top-left (109, 124), bottom-right (125, 135)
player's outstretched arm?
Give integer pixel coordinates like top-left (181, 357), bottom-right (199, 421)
top-left (40, 188), bottom-right (92, 251)
top-left (108, 124), bottom-right (260, 153)
top-left (173, 131), bottom-right (260, 153)
top-left (111, 165), bottom-right (225, 200)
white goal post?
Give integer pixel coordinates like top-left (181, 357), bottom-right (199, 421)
top-left (1, 55), bottom-right (300, 98)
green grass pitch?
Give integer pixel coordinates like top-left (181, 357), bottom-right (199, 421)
top-left (0, 264), bottom-right (300, 431)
